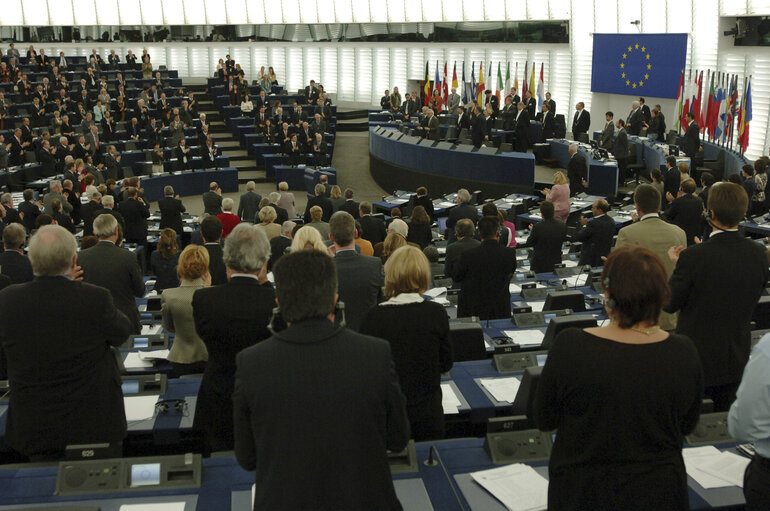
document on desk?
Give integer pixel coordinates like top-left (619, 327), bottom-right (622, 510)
top-left (441, 383), bottom-right (462, 414)
top-left (698, 451), bottom-right (751, 488)
top-left (437, 201), bottom-right (455, 208)
top-left (138, 349), bottom-right (170, 361)
top-left (503, 329), bottom-right (545, 348)
top-left (563, 274), bottom-right (590, 287)
top-left (470, 463), bottom-right (548, 511)
top-left (683, 446), bottom-right (736, 489)
top-left (145, 279), bottom-right (157, 287)
top-left (124, 352), bottom-right (155, 370)
top-left (424, 287), bottom-right (447, 298)
top-left (515, 234), bottom-right (529, 245)
top-left (124, 395), bottom-right (159, 422)
top-left (141, 324), bottom-right (162, 336)
top-left (528, 301), bottom-right (545, 313)
top-left (479, 377), bottom-right (521, 404)
top-left (144, 290), bottom-right (159, 299)
top-left (120, 503), bottom-right (186, 511)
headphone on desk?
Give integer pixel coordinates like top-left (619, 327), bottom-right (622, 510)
top-left (155, 398), bottom-right (188, 416)
top-left (268, 301), bottom-right (346, 334)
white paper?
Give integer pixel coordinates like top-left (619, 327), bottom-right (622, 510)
top-left (123, 395), bottom-right (159, 422)
top-left (528, 213), bottom-right (542, 220)
top-left (424, 287), bottom-right (447, 298)
top-left (441, 383), bottom-right (462, 414)
top-left (470, 463), bottom-right (548, 511)
top-left (144, 290), bottom-right (159, 298)
top-left (699, 451), bottom-right (751, 488)
top-left (138, 349), bottom-right (170, 361)
top-left (683, 446), bottom-right (735, 489)
top-left (563, 274), bottom-right (590, 287)
top-left (120, 503), bottom-right (186, 511)
top-left (123, 352), bottom-right (155, 370)
top-left (479, 377), bottom-right (522, 403)
top-left (563, 259), bottom-right (579, 267)
top-left (528, 301), bottom-right (545, 312)
top-left (145, 279), bottom-right (156, 286)
top-left (515, 235), bottom-right (529, 244)
top-left (138, 304), bottom-right (147, 312)
top-left (509, 283), bottom-right (522, 294)
top-left (437, 201), bottom-right (455, 208)
top-left (437, 246), bottom-right (447, 254)
top-left (183, 226), bottom-right (194, 233)
top-left (141, 324), bottom-right (162, 336)
top-left (503, 330), bottom-right (545, 347)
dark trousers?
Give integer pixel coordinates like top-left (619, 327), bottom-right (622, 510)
top-left (170, 361), bottom-right (206, 379)
top-left (616, 158), bottom-right (628, 185)
top-left (704, 382), bottom-right (740, 412)
top-left (744, 455), bottom-right (770, 511)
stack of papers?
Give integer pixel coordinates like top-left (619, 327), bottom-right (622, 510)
top-left (124, 395), bottom-right (159, 422)
top-left (479, 377), bottom-right (521, 403)
top-left (141, 324), bottom-right (162, 336)
top-left (138, 349), bottom-right (170, 361)
top-left (470, 463), bottom-right (548, 511)
top-left (503, 330), bottom-right (545, 348)
top-left (684, 446), bottom-right (750, 488)
top-left (441, 383), bottom-right (462, 414)
top-left (123, 352), bottom-right (155, 370)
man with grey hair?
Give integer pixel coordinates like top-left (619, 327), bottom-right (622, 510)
top-left (567, 143), bottom-right (588, 195)
top-left (43, 180), bottom-right (73, 216)
top-left (303, 183), bottom-right (333, 223)
top-left (445, 188), bottom-right (478, 244)
top-left (0, 225), bottom-right (131, 459)
top-left (0, 223), bottom-right (33, 283)
top-left (80, 190), bottom-right (103, 237)
top-left (218, 197), bottom-right (241, 238)
top-left (95, 194), bottom-right (126, 232)
top-left (329, 211), bottom-right (383, 331)
top-left (78, 214), bottom-right (145, 334)
top-left (159, 185), bottom-right (185, 235)
top-left (237, 181), bottom-right (262, 223)
top-left (269, 220), bottom-right (296, 270)
top-left (626, 100), bottom-right (643, 135)
top-left (268, 191), bottom-right (289, 224)
top-left (192, 224), bottom-right (275, 452)
top-left (444, 218), bottom-right (480, 282)
top-left (0, 193), bottom-right (22, 225)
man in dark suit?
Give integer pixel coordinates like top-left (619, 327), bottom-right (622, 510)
top-left (626, 100), bottom-right (644, 136)
top-left (303, 183), bottom-right (334, 224)
top-left (198, 215), bottom-right (227, 286)
top-left (80, 190), bottom-right (102, 237)
top-left (338, 188), bottom-right (360, 219)
top-left (665, 183), bottom-right (769, 411)
top-left (77, 214), bottom-right (145, 334)
top-left (269, 221), bottom-right (295, 270)
top-left (513, 101), bottom-right (530, 153)
top-left (525, 201), bottom-right (568, 274)
top-left (233, 249), bottom-right (409, 510)
top-left (682, 111), bottom-right (701, 158)
top-left (202, 182), bottom-right (223, 215)
top-left (484, 89), bottom-right (499, 117)
top-left (639, 97), bottom-right (651, 123)
top-left (454, 105), bottom-right (469, 132)
top-left (426, 109), bottom-right (440, 141)
top-left (453, 216), bottom-right (517, 320)
top-left (543, 92), bottom-right (556, 115)
top-left (566, 144), bottom-right (588, 196)
top-left (402, 92), bottom-right (418, 121)
top-left (193, 224), bottom-right (275, 452)
top-left (600, 111), bottom-right (615, 151)
top-left (94, 195), bottom-right (125, 233)
top-left (118, 187), bottom-right (150, 245)
top-left (575, 200), bottom-right (615, 267)
top-left (524, 91), bottom-right (536, 118)
top-left (444, 219), bottom-right (480, 282)
top-left (0, 223), bottom-right (33, 283)
top-left (470, 105), bottom-right (487, 148)
top-left (103, 145), bottom-right (121, 182)
top-left (572, 102), bottom-right (590, 138)
top-left (541, 102), bottom-right (555, 141)
top-left (357, 202), bottom-right (386, 245)
top-left (445, 189), bottom-right (478, 244)
top-left (158, 185), bottom-right (186, 235)
top-left (238, 181), bottom-right (262, 223)
top-left (663, 155), bottom-right (681, 200)
top-left (664, 178), bottom-right (706, 246)
top-left (0, 225), bottom-right (131, 460)
top-left (329, 212), bottom-right (384, 331)
top-left (283, 133), bottom-right (303, 166)
top-left (614, 119), bottom-right (630, 185)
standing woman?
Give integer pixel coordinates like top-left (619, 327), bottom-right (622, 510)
top-left (150, 228), bottom-right (181, 292)
top-left (534, 246), bottom-right (703, 511)
top-left (406, 205), bottom-right (433, 249)
top-left (360, 246), bottom-right (452, 440)
top-left (752, 158), bottom-right (767, 215)
top-left (541, 171), bottom-right (571, 222)
top-left (277, 181), bottom-right (297, 219)
top-left (141, 55), bottom-right (152, 79)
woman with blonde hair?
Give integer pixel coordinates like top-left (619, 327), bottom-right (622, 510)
top-left (277, 181), bottom-right (297, 219)
top-left (255, 206), bottom-right (281, 240)
top-left (379, 231), bottom-right (407, 263)
top-left (360, 245), bottom-right (452, 440)
top-left (541, 171), bottom-right (571, 222)
top-left (329, 185), bottom-right (345, 211)
top-left (290, 225), bottom-right (328, 254)
top-left (150, 228), bottom-right (180, 292)
top-left (161, 244), bottom-right (211, 377)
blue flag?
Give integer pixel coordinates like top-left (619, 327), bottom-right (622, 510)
top-left (591, 33), bottom-right (687, 99)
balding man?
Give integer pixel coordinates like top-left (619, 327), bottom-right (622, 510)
top-left (566, 143), bottom-right (588, 196)
top-left (78, 214), bottom-right (145, 334)
top-left (238, 182), bottom-right (262, 223)
top-left (626, 100), bottom-right (643, 136)
top-left (202, 182), bottom-right (223, 216)
top-left (0, 223), bottom-right (33, 283)
top-left (575, 199), bottom-right (615, 267)
top-left (445, 189), bottom-right (478, 244)
top-left (0, 225), bottom-right (131, 459)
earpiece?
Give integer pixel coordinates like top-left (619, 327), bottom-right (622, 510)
top-left (155, 398), bottom-right (187, 416)
top-left (603, 277), bottom-right (616, 309)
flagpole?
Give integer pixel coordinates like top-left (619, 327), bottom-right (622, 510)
top-left (740, 75), bottom-right (750, 157)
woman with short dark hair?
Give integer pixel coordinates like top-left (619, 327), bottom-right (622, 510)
top-left (150, 228), bottom-right (180, 292)
top-left (534, 245), bottom-right (703, 510)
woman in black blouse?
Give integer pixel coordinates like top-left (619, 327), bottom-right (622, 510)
top-left (534, 246), bottom-right (703, 511)
top-left (360, 245), bottom-right (453, 440)
top-left (406, 205), bottom-right (433, 249)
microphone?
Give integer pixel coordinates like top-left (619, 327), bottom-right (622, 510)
top-left (422, 443), bottom-right (469, 510)
top-left (424, 445), bottom-right (438, 467)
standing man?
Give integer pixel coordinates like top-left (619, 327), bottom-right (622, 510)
top-left (626, 100), bottom-right (644, 136)
top-left (202, 182), bottom-right (223, 215)
top-left (566, 143), bottom-right (588, 196)
top-left (484, 90), bottom-right (499, 117)
top-left (664, 179), bottom-right (706, 246)
top-left (158, 185), bottom-right (185, 236)
top-left (600, 111), bottom-right (615, 151)
top-left (614, 119), bottom-right (630, 186)
top-left (238, 181), bottom-right (262, 223)
top-left (233, 249), bottom-right (409, 510)
top-left (682, 111), bottom-right (701, 159)
top-left (514, 101), bottom-right (530, 153)
top-left (572, 102), bottom-right (590, 139)
top-left (524, 91), bottom-right (536, 118)
top-left (119, 187), bottom-right (150, 245)
top-left (447, 87), bottom-right (461, 114)
top-left (574, 200), bottom-right (615, 267)
top-left (426, 109), bottom-right (440, 142)
top-left (444, 219), bottom-right (479, 283)
top-left (541, 102), bottom-right (555, 141)
top-left (445, 189), bottom-right (478, 244)
top-left (525, 201), bottom-right (568, 274)
top-left (666, 183), bottom-right (769, 411)
top-left (543, 92), bottom-right (556, 115)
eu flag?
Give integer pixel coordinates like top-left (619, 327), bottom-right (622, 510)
top-left (591, 33), bottom-right (688, 99)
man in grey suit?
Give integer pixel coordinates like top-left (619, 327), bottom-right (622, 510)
top-left (444, 219), bottom-right (480, 283)
top-left (614, 184), bottom-right (686, 331)
top-left (237, 181), bottom-right (262, 223)
top-left (447, 87), bottom-right (461, 114)
top-left (43, 180), bottom-right (73, 216)
top-left (78, 214), bottom-right (145, 334)
top-left (202, 182), bottom-right (223, 215)
top-left (600, 111), bottom-right (615, 151)
top-left (329, 211), bottom-right (384, 331)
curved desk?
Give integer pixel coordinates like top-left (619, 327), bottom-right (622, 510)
top-left (369, 127), bottom-right (536, 196)
top-left (139, 168), bottom-right (239, 203)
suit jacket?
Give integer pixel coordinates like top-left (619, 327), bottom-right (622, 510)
top-left (80, 200), bottom-right (102, 236)
top-left (447, 93), bottom-right (461, 114)
top-left (204, 243), bottom-right (228, 286)
top-left (118, 198), bottom-right (150, 243)
top-left (526, 218), bottom-right (568, 274)
top-left (663, 167), bottom-right (681, 199)
top-left (665, 231), bottom-right (769, 387)
top-left (600, 120), bottom-right (614, 150)
top-left (575, 214), bottom-right (616, 267)
top-left (359, 215), bottom-right (387, 245)
top-left (237, 191), bottom-right (262, 222)
top-left (626, 108), bottom-right (643, 136)
top-left (572, 109), bottom-right (590, 135)
top-left (192, 277), bottom-right (275, 451)
top-left (158, 196), bottom-right (186, 234)
top-left (485, 94), bottom-right (500, 115)
top-left (453, 239), bottom-right (517, 320)
top-left (38, 148), bottom-right (55, 177)
top-left (664, 194), bottom-right (705, 246)
top-left (202, 191), bottom-right (223, 216)
top-left (614, 128), bottom-right (629, 160)
top-left (567, 153), bottom-right (588, 195)
top-left (0, 251), bottom-right (33, 284)
top-left (233, 318), bottom-right (408, 511)
top-left (78, 241), bottom-right (145, 334)
top-left (525, 97), bottom-right (536, 118)
top-left (444, 237), bottom-right (480, 281)
top-left (0, 276), bottom-right (131, 457)
top-left (268, 235), bottom-right (292, 270)
top-left (103, 153), bottom-right (120, 181)
top-left (541, 111), bottom-right (555, 140)
top-left (338, 199), bottom-right (360, 220)
top-left (614, 215), bottom-right (687, 330)
top-left (544, 98), bottom-right (556, 115)
top-left (471, 112), bottom-right (486, 147)
top-left (683, 121), bottom-right (701, 157)
top-left (445, 203), bottom-right (479, 244)
top-left (427, 115), bottom-right (440, 141)
top-left (514, 108), bottom-right (530, 151)
top-left (334, 250), bottom-right (384, 331)
top-left (161, 280), bottom-right (208, 365)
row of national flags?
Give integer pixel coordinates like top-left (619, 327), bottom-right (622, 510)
top-left (674, 68), bottom-right (752, 152)
top-left (423, 61), bottom-right (545, 111)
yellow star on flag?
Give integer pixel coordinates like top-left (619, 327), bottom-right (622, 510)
top-left (639, 81), bottom-right (644, 86)
top-left (635, 43), bottom-right (639, 49)
top-left (628, 46), bottom-right (632, 51)
top-left (622, 72), bottom-right (626, 78)
top-left (626, 80), bottom-right (630, 85)
top-left (646, 54), bottom-right (650, 60)
top-left (632, 83), bottom-right (637, 88)
top-left (644, 74), bottom-right (649, 79)
top-left (641, 46), bottom-right (646, 52)
top-left (647, 64), bottom-right (651, 69)
top-left (620, 63), bottom-right (625, 68)
top-left (623, 53), bottom-right (627, 59)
